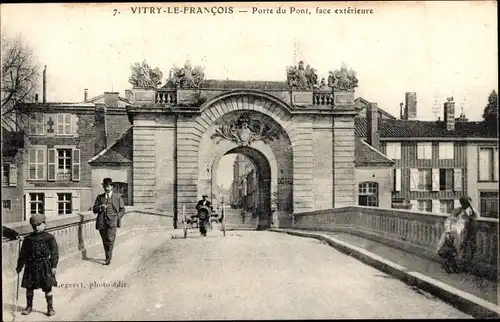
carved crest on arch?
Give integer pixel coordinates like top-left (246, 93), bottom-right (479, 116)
top-left (210, 113), bottom-right (280, 146)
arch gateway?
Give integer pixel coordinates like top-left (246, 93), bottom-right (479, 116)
top-left (125, 66), bottom-right (359, 230)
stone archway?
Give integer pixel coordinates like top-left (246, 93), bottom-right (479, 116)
top-left (196, 107), bottom-right (293, 229)
top-left (211, 146), bottom-right (272, 230)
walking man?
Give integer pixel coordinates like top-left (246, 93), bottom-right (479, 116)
top-left (92, 178), bottom-right (125, 265)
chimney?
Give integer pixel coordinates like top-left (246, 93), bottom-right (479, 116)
top-left (94, 103), bottom-right (107, 154)
top-left (104, 92), bottom-right (119, 107)
top-left (399, 102), bottom-right (404, 120)
top-left (366, 102), bottom-right (380, 150)
top-left (84, 89), bottom-right (88, 102)
top-left (405, 92), bottom-right (417, 120)
top-left (444, 97), bottom-right (455, 131)
top-left (42, 65), bottom-right (47, 103)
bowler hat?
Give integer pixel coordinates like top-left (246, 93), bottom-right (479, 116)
top-left (102, 178), bottom-right (113, 186)
top-left (29, 214), bottom-right (46, 226)
top-left (202, 194), bottom-right (208, 198)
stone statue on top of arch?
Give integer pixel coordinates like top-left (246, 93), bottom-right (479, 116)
top-left (128, 60), bottom-right (163, 88)
top-left (164, 60), bottom-right (205, 89)
top-left (286, 60), bottom-right (319, 90)
top-left (327, 62), bottom-right (359, 91)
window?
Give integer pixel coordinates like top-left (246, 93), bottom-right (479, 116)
top-left (417, 142), bottom-right (432, 159)
top-left (28, 147), bottom-right (46, 180)
top-left (57, 193), bottom-right (72, 215)
top-left (439, 142), bottom-right (454, 159)
top-left (418, 200), bottom-right (432, 212)
top-left (48, 147), bottom-right (80, 181)
top-left (440, 200), bottom-right (454, 214)
top-left (2, 163), bottom-right (9, 186)
top-left (385, 143), bottom-right (401, 160)
top-left (29, 193), bottom-right (45, 215)
top-left (57, 149), bottom-right (72, 180)
top-left (479, 147), bottom-right (499, 181)
top-left (56, 114), bottom-right (72, 135)
top-left (29, 113), bottom-right (45, 135)
top-left (358, 182), bottom-right (379, 207)
top-left (439, 169), bottom-right (454, 191)
top-left (480, 192), bottom-right (498, 218)
top-left (418, 169), bottom-right (432, 191)
top-left (3, 200), bottom-right (11, 210)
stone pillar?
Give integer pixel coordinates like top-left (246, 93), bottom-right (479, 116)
top-left (176, 115), bottom-right (199, 217)
top-left (332, 116), bottom-right (356, 207)
top-left (312, 116), bottom-right (334, 210)
top-left (291, 115), bottom-right (314, 213)
top-left (132, 121), bottom-right (157, 209)
top-left (154, 115), bottom-right (177, 215)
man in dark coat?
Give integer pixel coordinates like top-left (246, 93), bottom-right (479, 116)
top-left (92, 177), bottom-right (125, 265)
top-left (16, 214), bottom-right (59, 316)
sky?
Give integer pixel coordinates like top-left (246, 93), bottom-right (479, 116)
top-left (1, 2), bottom-right (498, 188)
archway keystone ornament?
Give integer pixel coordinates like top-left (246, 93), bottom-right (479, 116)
top-left (210, 114), bottom-right (280, 146)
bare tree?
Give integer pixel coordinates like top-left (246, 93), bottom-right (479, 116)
top-left (1, 33), bottom-right (40, 132)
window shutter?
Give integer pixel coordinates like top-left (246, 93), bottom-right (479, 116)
top-left (72, 114), bottom-right (78, 136)
top-left (9, 164), bottom-right (17, 187)
top-left (494, 149), bottom-right (499, 181)
top-left (448, 143), bottom-right (454, 160)
top-left (425, 143), bottom-right (432, 159)
top-left (410, 200), bottom-right (418, 210)
top-left (432, 168), bottom-right (440, 191)
top-left (454, 168), bottom-right (462, 191)
top-left (432, 199), bottom-right (440, 213)
top-left (438, 143), bottom-right (444, 160)
top-left (454, 199), bottom-right (460, 209)
top-left (71, 193), bottom-right (80, 214)
top-left (72, 148), bottom-right (81, 181)
top-left (409, 168), bottom-right (419, 191)
top-left (394, 169), bottom-right (401, 192)
top-left (395, 143), bottom-right (401, 160)
top-left (44, 192), bottom-right (55, 217)
top-left (24, 193), bottom-right (30, 221)
top-left (417, 144), bottom-right (423, 159)
top-left (47, 148), bottom-right (56, 181)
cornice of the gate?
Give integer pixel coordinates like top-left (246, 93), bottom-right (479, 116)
top-left (198, 89), bottom-right (294, 116)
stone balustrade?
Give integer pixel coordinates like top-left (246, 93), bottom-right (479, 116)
top-left (155, 89), bottom-right (177, 105)
top-left (280, 206), bottom-right (498, 280)
top-left (2, 207), bottom-right (173, 283)
top-left (126, 87), bottom-right (351, 109)
top-left (313, 90), bottom-right (334, 106)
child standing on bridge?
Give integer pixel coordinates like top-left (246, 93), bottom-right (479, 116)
top-left (16, 214), bottom-right (59, 316)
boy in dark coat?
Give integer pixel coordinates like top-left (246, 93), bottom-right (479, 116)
top-left (16, 214), bottom-right (59, 316)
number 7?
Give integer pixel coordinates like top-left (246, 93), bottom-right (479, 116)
top-left (113, 9), bottom-right (118, 16)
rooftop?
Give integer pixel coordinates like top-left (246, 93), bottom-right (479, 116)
top-left (355, 117), bottom-right (498, 139)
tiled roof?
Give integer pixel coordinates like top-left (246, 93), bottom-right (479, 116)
top-left (355, 117), bottom-right (498, 138)
top-left (165, 79), bottom-right (289, 90)
top-left (355, 139), bottom-right (394, 166)
top-left (88, 128), bottom-right (133, 165)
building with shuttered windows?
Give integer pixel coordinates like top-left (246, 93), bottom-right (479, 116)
top-left (355, 96), bottom-right (498, 217)
top-left (1, 92), bottom-right (131, 223)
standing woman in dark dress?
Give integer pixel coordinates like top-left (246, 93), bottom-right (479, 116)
top-left (16, 214), bottom-right (59, 316)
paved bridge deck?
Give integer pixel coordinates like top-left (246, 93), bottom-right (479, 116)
top-left (2, 228), bottom-right (479, 320)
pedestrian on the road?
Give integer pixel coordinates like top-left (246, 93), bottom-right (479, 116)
top-left (92, 177), bottom-right (126, 265)
top-left (16, 214), bottom-right (59, 317)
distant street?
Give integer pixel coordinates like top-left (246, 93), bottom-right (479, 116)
top-left (3, 229), bottom-right (471, 320)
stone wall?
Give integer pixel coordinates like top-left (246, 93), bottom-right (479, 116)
top-left (2, 207), bottom-right (173, 283)
top-left (281, 206), bottom-right (498, 280)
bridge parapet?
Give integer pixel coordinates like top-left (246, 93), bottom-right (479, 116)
top-left (283, 206), bottom-right (498, 280)
top-left (2, 207), bottom-right (173, 283)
